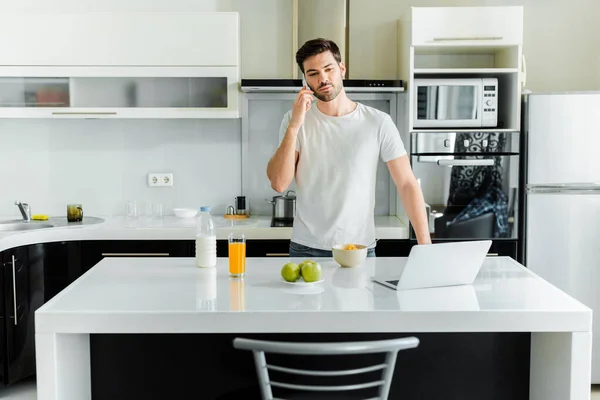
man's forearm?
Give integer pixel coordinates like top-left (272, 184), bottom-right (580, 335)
top-left (267, 126), bottom-right (299, 192)
top-left (399, 181), bottom-right (432, 244)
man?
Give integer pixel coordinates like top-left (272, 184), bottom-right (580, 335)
top-left (267, 38), bottom-right (431, 258)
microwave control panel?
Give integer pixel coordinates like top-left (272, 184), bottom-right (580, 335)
top-left (482, 78), bottom-right (498, 127)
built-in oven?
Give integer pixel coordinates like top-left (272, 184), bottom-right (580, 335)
top-left (410, 131), bottom-right (520, 241)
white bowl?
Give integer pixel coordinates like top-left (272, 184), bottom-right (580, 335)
top-left (173, 208), bottom-right (198, 219)
top-left (332, 244), bottom-right (368, 268)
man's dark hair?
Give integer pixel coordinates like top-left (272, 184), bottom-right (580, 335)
top-left (296, 38), bottom-right (342, 74)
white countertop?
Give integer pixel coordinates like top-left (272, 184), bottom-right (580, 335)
top-left (0, 215), bottom-right (409, 253)
top-left (35, 256), bottom-right (592, 334)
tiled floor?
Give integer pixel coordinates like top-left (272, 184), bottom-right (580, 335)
top-left (1, 381), bottom-right (600, 399)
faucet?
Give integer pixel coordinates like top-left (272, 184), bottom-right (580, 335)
top-left (14, 201), bottom-right (31, 221)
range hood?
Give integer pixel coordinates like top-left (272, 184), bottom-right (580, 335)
top-left (241, 79), bottom-right (404, 93)
top-left (242, 0), bottom-right (403, 93)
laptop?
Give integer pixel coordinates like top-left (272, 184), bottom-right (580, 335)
top-left (372, 240), bottom-right (492, 290)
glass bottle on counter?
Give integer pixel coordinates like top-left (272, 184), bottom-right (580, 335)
top-left (195, 206), bottom-right (217, 267)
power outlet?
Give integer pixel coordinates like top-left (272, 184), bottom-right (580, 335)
top-left (148, 173), bottom-right (174, 187)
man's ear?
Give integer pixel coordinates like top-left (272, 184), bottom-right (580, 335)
top-left (339, 62), bottom-right (346, 78)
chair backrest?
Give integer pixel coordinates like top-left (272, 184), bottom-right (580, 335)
top-left (233, 337), bottom-right (419, 400)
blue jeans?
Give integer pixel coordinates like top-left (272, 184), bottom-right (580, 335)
top-left (289, 241), bottom-right (376, 258)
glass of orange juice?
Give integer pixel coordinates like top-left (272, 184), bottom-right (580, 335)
top-left (228, 232), bottom-right (246, 278)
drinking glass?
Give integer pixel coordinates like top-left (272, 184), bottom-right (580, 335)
top-left (126, 201), bottom-right (139, 219)
top-left (67, 204), bottom-right (83, 222)
top-left (152, 202), bottom-right (164, 219)
top-left (228, 233), bottom-right (246, 278)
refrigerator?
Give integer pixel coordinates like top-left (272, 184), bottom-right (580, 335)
top-left (523, 92), bottom-right (600, 382)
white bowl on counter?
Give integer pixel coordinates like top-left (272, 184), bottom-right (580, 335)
top-left (332, 244), bottom-right (368, 268)
top-left (173, 208), bottom-right (198, 219)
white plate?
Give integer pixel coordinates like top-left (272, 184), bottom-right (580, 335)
top-left (281, 277), bottom-right (324, 286)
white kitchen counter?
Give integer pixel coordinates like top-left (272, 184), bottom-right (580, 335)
top-left (35, 256), bottom-right (589, 333)
top-left (0, 215), bottom-right (409, 253)
top-left (34, 256), bottom-right (592, 400)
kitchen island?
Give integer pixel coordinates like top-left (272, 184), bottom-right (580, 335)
top-left (35, 257), bottom-right (592, 400)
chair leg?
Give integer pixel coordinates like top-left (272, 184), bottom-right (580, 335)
top-left (379, 351), bottom-right (399, 399)
top-left (253, 351), bottom-right (273, 400)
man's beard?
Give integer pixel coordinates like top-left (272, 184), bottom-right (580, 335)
top-left (311, 82), bottom-right (341, 102)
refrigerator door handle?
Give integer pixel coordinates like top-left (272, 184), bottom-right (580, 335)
top-left (11, 255), bottom-right (17, 326)
top-left (527, 184), bottom-right (600, 193)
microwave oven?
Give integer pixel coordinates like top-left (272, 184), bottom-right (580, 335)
top-left (413, 78), bottom-right (498, 128)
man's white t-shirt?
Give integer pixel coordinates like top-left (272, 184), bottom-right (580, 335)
top-left (278, 102), bottom-right (407, 250)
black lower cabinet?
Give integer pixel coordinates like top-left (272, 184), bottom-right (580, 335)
top-left (247, 240), bottom-right (291, 257)
top-left (374, 240), bottom-right (415, 257)
top-left (80, 240), bottom-right (193, 272)
top-left (217, 240), bottom-right (291, 258)
top-left (0, 242), bottom-right (78, 387)
top-left (216, 240), bottom-right (418, 258)
top-left (216, 239), bottom-right (517, 259)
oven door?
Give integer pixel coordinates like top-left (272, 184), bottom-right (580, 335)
top-left (410, 132), bottom-right (520, 240)
top-left (413, 79), bottom-right (483, 128)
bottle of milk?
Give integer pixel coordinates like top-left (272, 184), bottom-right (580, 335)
top-left (195, 206), bottom-right (216, 267)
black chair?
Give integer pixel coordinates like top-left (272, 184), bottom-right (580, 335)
top-left (434, 212), bottom-right (496, 239)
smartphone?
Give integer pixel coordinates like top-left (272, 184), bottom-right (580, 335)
top-left (301, 73), bottom-right (308, 89)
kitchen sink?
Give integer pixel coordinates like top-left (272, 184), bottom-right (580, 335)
top-left (0, 221), bottom-right (54, 231)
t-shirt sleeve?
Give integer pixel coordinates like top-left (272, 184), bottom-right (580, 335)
top-left (379, 114), bottom-right (407, 162)
top-left (278, 111), bottom-right (300, 152)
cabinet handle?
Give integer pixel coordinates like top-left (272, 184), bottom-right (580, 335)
top-left (101, 253), bottom-right (170, 257)
top-left (487, 253), bottom-right (499, 257)
top-left (266, 253), bottom-right (289, 257)
top-left (52, 112), bottom-right (118, 116)
top-left (11, 255), bottom-right (17, 326)
top-left (432, 36), bottom-right (503, 42)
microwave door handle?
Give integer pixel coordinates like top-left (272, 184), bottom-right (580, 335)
top-left (437, 159), bottom-right (495, 167)
top-left (427, 86), bottom-right (437, 119)
top-left (436, 86), bottom-right (446, 120)
top-left (472, 86), bottom-right (479, 119)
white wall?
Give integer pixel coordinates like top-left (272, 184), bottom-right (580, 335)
top-left (0, 119), bottom-right (241, 217)
top-left (487, 0), bottom-right (600, 92)
top-left (349, 0), bottom-right (600, 91)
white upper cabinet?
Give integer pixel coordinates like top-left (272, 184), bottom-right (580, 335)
top-left (411, 6), bottom-right (523, 47)
top-left (0, 12), bottom-right (240, 119)
top-left (0, 12), bottom-right (239, 67)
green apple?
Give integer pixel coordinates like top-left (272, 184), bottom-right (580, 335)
top-left (298, 260), bottom-right (311, 278)
top-left (299, 260), bottom-right (322, 282)
top-left (281, 262), bottom-right (300, 282)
